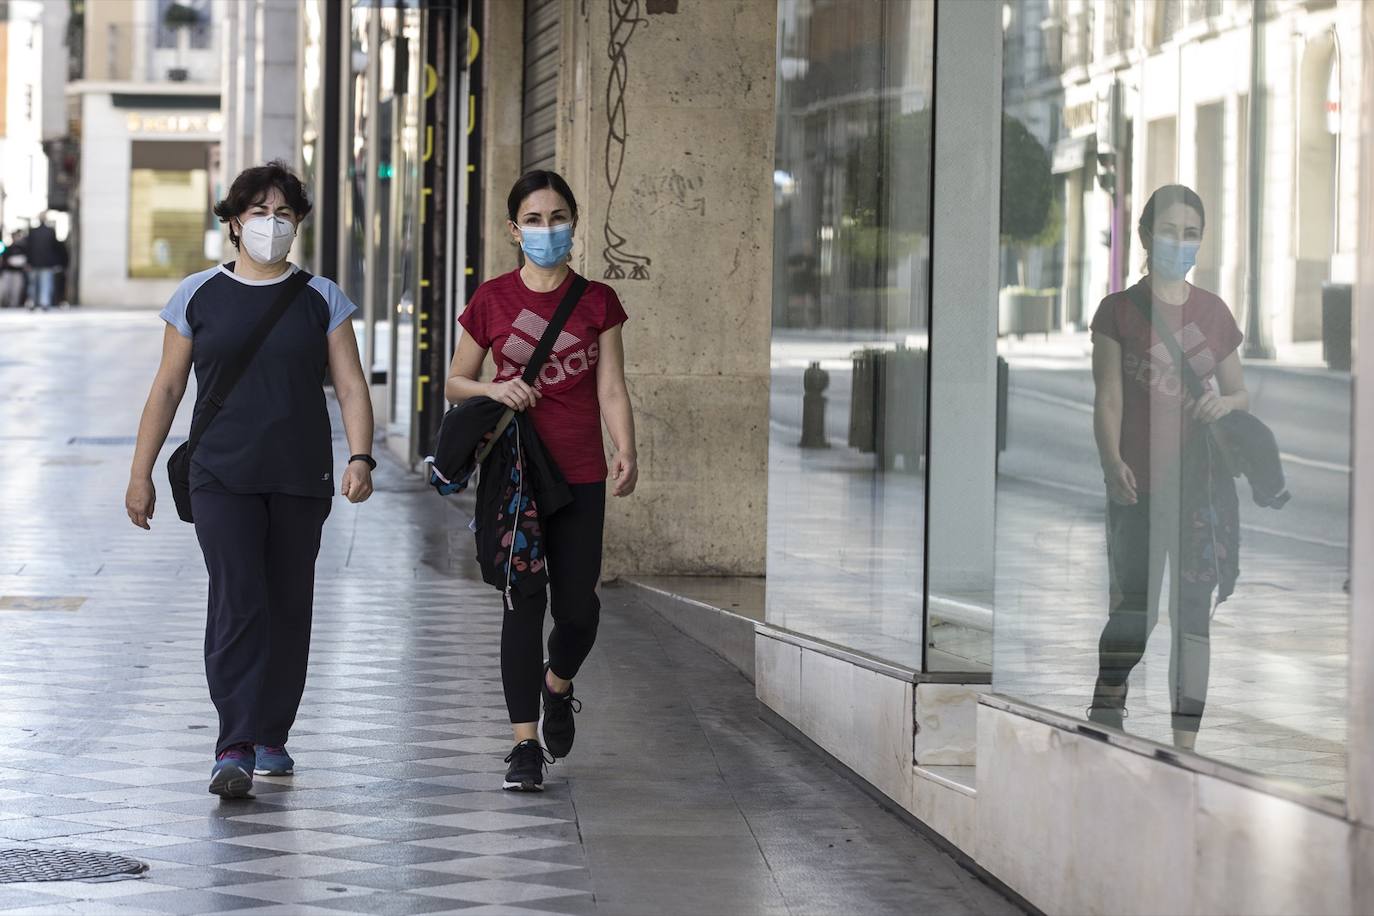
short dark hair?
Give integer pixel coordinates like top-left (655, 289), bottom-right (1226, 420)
top-left (506, 170), bottom-right (579, 224)
top-left (1138, 184), bottom-right (1205, 269)
top-left (213, 160), bottom-right (313, 250)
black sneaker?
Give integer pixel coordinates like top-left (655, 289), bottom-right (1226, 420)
top-left (208, 744), bottom-right (255, 798)
top-left (1086, 681), bottom-right (1128, 730)
top-left (503, 739), bottom-right (554, 792)
top-left (540, 664), bottom-right (582, 759)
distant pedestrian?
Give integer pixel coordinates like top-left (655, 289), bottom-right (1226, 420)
top-left (444, 170), bottom-right (637, 791)
top-left (125, 161), bottom-right (376, 799)
top-left (23, 214), bottom-right (65, 312)
top-left (0, 231), bottom-right (27, 308)
top-left (1086, 184), bottom-right (1250, 750)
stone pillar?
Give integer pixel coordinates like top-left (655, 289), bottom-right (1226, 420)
top-left (219, 0), bottom-right (240, 182)
top-left (562, 0), bottom-right (775, 577)
top-left (480, 0), bottom-right (526, 283)
top-left (235, 0), bottom-right (258, 173)
top-left (925, 0), bottom-right (1003, 628)
top-left (253, 0), bottom-right (301, 168)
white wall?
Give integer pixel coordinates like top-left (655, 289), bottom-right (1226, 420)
top-left (2, 0), bottom-right (50, 236)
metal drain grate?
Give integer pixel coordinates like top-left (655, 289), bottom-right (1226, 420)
top-left (0, 848), bottom-right (147, 883)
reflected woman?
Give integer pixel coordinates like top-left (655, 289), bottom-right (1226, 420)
top-left (1086, 185), bottom-right (1248, 750)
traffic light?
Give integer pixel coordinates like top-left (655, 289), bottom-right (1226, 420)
top-left (1096, 152), bottom-right (1116, 195)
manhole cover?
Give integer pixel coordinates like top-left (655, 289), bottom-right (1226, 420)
top-left (0, 848), bottom-right (147, 883)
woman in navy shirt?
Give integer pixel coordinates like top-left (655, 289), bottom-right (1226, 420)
top-left (125, 162), bottom-right (375, 798)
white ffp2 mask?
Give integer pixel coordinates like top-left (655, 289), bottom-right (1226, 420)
top-left (240, 215), bottom-right (295, 264)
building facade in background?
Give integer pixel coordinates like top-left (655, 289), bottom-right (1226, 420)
top-left (60, 0), bottom-right (1374, 912)
top-left (0, 0), bottom-right (53, 241)
top-left (57, 0), bottom-right (223, 307)
top-left (1004, 0), bottom-right (1360, 363)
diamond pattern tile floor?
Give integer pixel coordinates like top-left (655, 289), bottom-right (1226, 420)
top-left (0, 311), bottom-right (1018, 914)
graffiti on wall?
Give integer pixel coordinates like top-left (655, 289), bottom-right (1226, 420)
top-left (602, 0), bottom-right (652, 280)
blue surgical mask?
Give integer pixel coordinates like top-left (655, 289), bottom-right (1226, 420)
top-left (1151, 236), bottom-right (1200, 281)
top-left (519, 223), bottom-right (574, 268)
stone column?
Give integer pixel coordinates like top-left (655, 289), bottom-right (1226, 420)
top-left (253, 0), bottom-right (301, 168)
top-left (480, 0), bottom-right (526, 283)
top-left (924, 0), bottom-right (1003, 637)
top-left (562, 0), bottom-right (775, 577)
top-left (235, 0), bottom-right (258, 173)
top-left (220, 0), bottom-right (240, 182)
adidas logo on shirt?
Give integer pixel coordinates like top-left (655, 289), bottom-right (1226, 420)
top-left (498, 309), bottom-right (600, 390)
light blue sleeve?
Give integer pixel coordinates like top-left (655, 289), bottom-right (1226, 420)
top-left (309, 275), bottom-right (359, 333)
top-left (158, 267), bottom-right (218, 338)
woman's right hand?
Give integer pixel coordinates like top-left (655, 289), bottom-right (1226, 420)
top-left (489, 379), bottom-right (541, 412)
top-left (126, 477), bottom-right (156, 530)
top-left (1103, 459), bottom-right (1138, 505)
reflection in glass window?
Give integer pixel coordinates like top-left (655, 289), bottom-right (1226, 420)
top-left (995, 0), bottom-right (1357, 800)
top-left (767, 0), bottom-right (934, 668)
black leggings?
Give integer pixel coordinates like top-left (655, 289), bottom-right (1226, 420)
top-left (1096, 495), bottom-right (1215, 732)
top-left (501, 482), bottom-right (606, 723)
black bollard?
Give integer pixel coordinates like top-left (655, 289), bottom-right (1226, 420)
top-left (800, 360), bottom-right (830, 449)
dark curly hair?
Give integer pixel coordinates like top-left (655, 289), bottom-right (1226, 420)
top-left (213, 160), bottom-right (313, 250)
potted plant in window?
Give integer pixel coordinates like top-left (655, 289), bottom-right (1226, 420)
top-left (162, 1), bottom-right (203, 81)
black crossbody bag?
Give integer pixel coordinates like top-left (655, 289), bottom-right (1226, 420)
top-left (167, 269), bottom-right (313, 523)
top-left (470, 274), bottom-right (588, 465)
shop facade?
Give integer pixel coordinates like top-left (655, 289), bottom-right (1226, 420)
top-left (283, 1), bottom-right (1374, 912)
top-left (66, 0), bottom-right (223, 308)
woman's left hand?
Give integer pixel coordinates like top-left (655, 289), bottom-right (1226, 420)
top-left (610, 451), bottom-right (638, 498)
top-left (1189, 390), bottom-right (1232, 424)
top-left (341, 461), bottom-right (374, 503)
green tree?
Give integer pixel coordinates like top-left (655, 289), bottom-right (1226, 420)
top-left (1000, 114), bottom-right (1058, 286)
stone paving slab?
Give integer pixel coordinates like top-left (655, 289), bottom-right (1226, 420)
top-left (0, 312), bottom-right (1018, 915)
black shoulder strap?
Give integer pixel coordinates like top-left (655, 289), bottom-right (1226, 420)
top-left (1124, 281), bottom-right (1208, 401)
top-left (475, 274), bottom-right (589, 465)
top-left (520, 275), bottom-right (589, 387)
top-left (187, 268), bottom-right (313, 452)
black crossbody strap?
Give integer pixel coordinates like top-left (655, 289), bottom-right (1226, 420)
top-left (476, 274), bottom-right (589, 464)
top-left (187, 268), bottom-right (313, 451)
top-left (521, 275), bottom-right (589, 387)
top-left (1125, 282), bottom-right (1208, 401)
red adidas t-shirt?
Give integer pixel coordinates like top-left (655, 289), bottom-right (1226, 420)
top-left (1090, 278), bottom-right (1243, 493)
top-left (458, 269), bottom-right (629, 484)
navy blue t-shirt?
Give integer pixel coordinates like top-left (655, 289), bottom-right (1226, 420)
top-left (160, 263), bottom-right (357, 498)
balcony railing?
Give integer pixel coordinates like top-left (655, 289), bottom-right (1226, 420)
top-left (89, 22), bottom-right (221, 85)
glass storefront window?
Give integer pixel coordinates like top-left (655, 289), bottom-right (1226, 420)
top-left (127, 141), bottom-right (215, 279)
top-left (994, 0), bottom-right (1357, 800)
top-left (384, 4), bottom-right (423, 449)
top-left (768, 0), bottom-right (935, 668)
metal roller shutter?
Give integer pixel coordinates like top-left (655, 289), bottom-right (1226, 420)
top-left (521, 0), bottom-right (560, 173)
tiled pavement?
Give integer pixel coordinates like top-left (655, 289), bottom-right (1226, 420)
top-left (0, 311), bottom-right (1018, 915)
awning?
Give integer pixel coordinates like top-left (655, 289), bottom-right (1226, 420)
top-left (1051, 134), bottom-right (1095, 174)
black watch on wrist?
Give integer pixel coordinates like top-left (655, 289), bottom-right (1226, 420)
top-left (349, 454), bottom-right (377, 471)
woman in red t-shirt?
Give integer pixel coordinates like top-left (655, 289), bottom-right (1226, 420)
top-left (445, 171), bottom-right (637, 791)
top-left (1086, 185), bottom-right (1249, 750)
